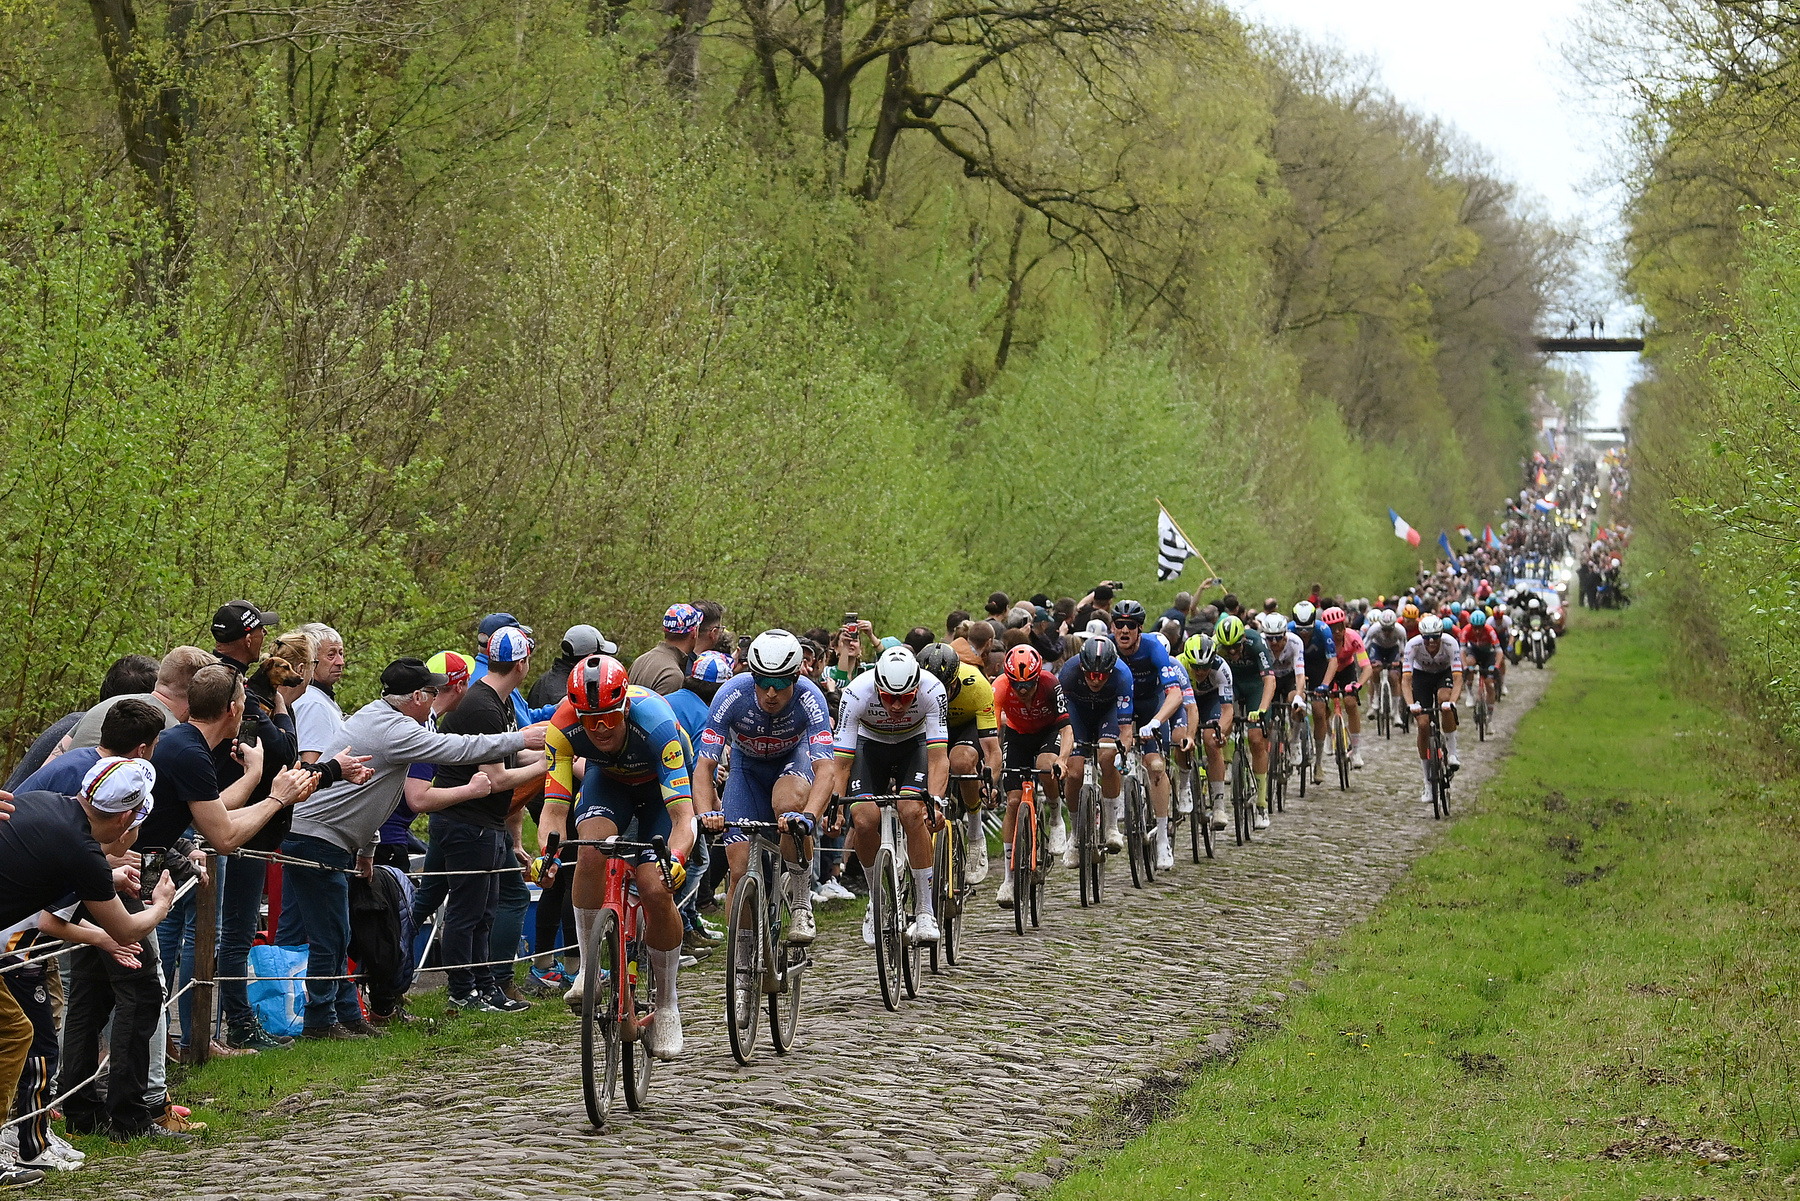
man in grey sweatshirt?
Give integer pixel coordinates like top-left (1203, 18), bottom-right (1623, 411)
top-left (281, 658), bottom-right (549, 1038)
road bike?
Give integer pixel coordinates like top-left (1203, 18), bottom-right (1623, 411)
top-left (1002, 764), bottom-right (1054, 932)
top-left (1472, 664), bottom-right (1492, 742)
top-left (1263, 708), bottom-right (1290, 817)
top-left (1118, 744), bottom-right (1155, 887)
top-left (931, 779), bottom-right (984, 971)
top-left (1325, 685), bottom-right (1353, 792)
top-left (1188, 726), bottom-right (1218, 862)
top-left (1371, 668), bottom-right (1396, 740)
top-left (564, 834), bottom-right (674, 1127)
top-left (1420, 702), bottom-right (1453, 820)
top-left (1226, 716), bottom-right (1256, 846)
top-left (830, 792), bottom-right (928, 1010)
top-left (718, 817), bottom-right (809, 1065)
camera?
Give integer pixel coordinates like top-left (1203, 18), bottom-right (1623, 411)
top-left (140, 836), bottom-right (201, 902)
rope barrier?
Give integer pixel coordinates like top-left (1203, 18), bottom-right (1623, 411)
top-left (200, 939), bottom-right (584, 985)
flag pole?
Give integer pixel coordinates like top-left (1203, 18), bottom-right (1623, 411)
top-left (1155, 498), bottom-right (1222, 589)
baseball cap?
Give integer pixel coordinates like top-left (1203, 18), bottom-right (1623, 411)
top-left (477, 612), bottom-right (520, 639)
top-left (689, 650), bottom-right (734, 683)
top-left (381, 658), bottom-right (449, 694)
top-left (663, 604), bottom-right (703, 636)
top-left (561, 624), bottom-right (617, 658)
top-left (212, 600), bottom-right (278, 642)
top-left (487, 626), bottom-right (532, 665)
top-left (80, 756), bottom-right (157, 822)
top-left (426, 651), bottom-right (471, 688)
top-left (1033, 605), bottom-right (1051, 624)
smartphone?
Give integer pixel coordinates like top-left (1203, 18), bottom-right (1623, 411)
top-left (844, 612), bottom-right (858, 626)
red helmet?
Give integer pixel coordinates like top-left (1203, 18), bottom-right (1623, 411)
top-left (1320, 606), bottom-right (1346, 625)
top-left (567, 655), bottom-right (629, 715)
top-left (1004, 645), bottom-right (1043, 685)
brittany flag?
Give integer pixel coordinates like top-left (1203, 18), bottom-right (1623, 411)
top-left (1156, 504), bottom-right (1198, 580)
top-left (1389, 508), bottom-right (1422, 546)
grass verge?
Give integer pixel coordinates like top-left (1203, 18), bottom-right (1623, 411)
top-left (1051, 603), bottom-right (1800, 1200)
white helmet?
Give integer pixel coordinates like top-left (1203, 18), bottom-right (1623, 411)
top-left (1149, 631), bottom-right (1169, 649)
top-left (1378, 609), bottom-right (1397, 627)
top-left (873, 645), bottom-right (922, 694)
top-left (746, 629), bottom-right (804, 678)
top-left (1293, 600), bottom-right (1317, 626)
top-left (1258, 612), bottom-right (1287, 638)
top-left (1419, 615), bottom-right (1445, 636)
top-left (1085, 618), bottom-right (1109, 638)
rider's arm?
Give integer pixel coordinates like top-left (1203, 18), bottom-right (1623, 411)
top-left (1153, 681), bottom-right (1182, 725)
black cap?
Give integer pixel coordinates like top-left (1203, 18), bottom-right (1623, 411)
top-left (381, 658), bottom-right (450, 694)
top-left (212, 599), bottom-right (278, 642)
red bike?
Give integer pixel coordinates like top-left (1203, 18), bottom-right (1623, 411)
top-left (563, 834), bottom-right (675, 1127)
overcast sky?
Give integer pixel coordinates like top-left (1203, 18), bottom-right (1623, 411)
top-left (1236, 0), bottom-right (1640, 427)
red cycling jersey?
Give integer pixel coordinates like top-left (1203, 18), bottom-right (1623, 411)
top-left (993, 669), bottom-right (1071, 734)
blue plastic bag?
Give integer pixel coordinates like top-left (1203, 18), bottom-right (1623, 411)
top-left (247, 943), bottom-right (309, 1037)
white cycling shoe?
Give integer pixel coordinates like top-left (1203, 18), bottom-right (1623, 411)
top-left (996, 875), bottom-right (1016, 909)
top-left (1351, 751), bottom-right (1365, 769)
top-left (1175, 785), bottom-right (1194, 815)
top-left (967, 837), bottom-right (989, 883)
top-left (1420, 785), bottom-right (1435, 806)
top-left (786, 905), bottom-right (816, 945)
top-left (861, 902), bottom-right (877, 947)
top-left (1253, 805), bottom-right (1271, 831)
top-left (1103, 824), bottom-right (1125, 854)
top-left (908, 913), bottom-right (941, 944)
top-left (645, 1003), bottom-right (683, 1060)
top-left (1153, 835), bottom-right (1175, 872)
top-left (1047, 815), bottom-right (1070, 856)
top-left (1210, 803), bottom-right (1230, 831)
top-left (1061, 844), bottom-right (1080, 869)
top-left (1448, 751), bottom-right (1462, 770)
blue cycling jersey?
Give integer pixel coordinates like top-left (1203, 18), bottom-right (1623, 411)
top-left (1120, 636), bottom-right (1184, 717)
top-left (698, 673), bottom-right (834, 763)
top-left (1291, 622), bottom-right (1337, 660)
top-left (1056, 659), bottom-right (1135, 724)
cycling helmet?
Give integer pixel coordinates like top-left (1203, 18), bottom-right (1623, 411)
top-left (1378, 609), bottom-right (1397, 627)
top-left (1320, 606), bottom-right (1346, 626)
top-left (1450, 601), bottom-right (1463, 615)
top-left (1078, 636), bottom-right (1119, 674)
top-left (1178, 634), bottom-right (1219, 674)
top-left (1468, 610), bottom-right (1488, 628)
top-left (689, 650), bottom-right (734, 683)
top-left (746, 629), bottom-right (805, 680)
top-left (1004, 645), bottom-right (1044, 685)
top-left (1110, 599), bottom-right (1147, 627)
top-left (1292, 600), bottom-right (1317, 627)
top-left (568, 654), bottom-right (629, 714)
top-left (873, 645), bottom-right (922, 695)
top-left (1258, 612), bottom-right (1287, 638)
top-left (1401, 603), bottom-right (1420, 622)
top-left (1214, 614), bottom-right (1246, 647)
top-left (918, 642), bottom-right (962, 693)
top-left (1419, 615), bottom-right (1445, 637)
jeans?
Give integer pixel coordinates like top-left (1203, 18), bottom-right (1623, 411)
top-left (533, 847), bottom-right (577, 960)
top-left (487, 831), bottom-right (529, 979)
top-left (432, 817), bottom-right (506, 999)
top-left (155, 882), bottom-right (199, 1050)
top-left (62, 939), bottom-right (160, 1135)
top-left (676, 822), bottom-right (709, 929)
top-left (409, 833), bottom-right (448, 939)
top-left (279, 833), bottom-right (362, 1031)
top-left (218, 853), bottom-right (270, 1031)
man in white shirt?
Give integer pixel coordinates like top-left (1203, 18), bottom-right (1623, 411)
top-left (293, 622), bottom-right (347, 764)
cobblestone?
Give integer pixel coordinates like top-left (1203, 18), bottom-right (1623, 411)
top-left (45, 672), bottom-right (1545, 1199)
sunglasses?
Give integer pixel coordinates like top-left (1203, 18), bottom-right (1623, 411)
top-left (1013, 675), bottom-right (1039, 689)
top-left (878, 690), bottom-right (917, 707)
top-left (1111, 620), bottom-right (1142, 630)
top-left (579, 708), bottom-right (628, 730)
top-left (754, 675), bottom-right (798, 690)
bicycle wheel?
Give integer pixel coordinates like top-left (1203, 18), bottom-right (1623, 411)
top-left (621, 932), bottom-right (653, 1112)
top-left (930, 827), bottom-right (949, 975)
top-left (1012, 791), bottom-right (1034, 936)
top-left (1078, 782), bottom-right (1098, 907)
top-left (1335, 715), bottom-right (1350, 791)
top-left (1123, 776), bottom-right (1147, 888)
top-left (872, 849), bottom-right (903, 1010)
top-left (1233, 743), bottom-right (1253, 845)
top-left (580, 907), bottom-right (622, 1128)
top-left (1476, 686), bottom-right (1490, 741)
top-left (1296, 724), bottom-right (1310, 799)
top-left (944, 820), bottom-right (966, 966)
top-left (900, 847), bottom-right (921, 999)
top-left (724, 871), bottom-right (765, 1066)
top-left (768, 880), bottom-right (802, 1055)
top-left (1270, 729), bottom-right (1287, 815)
top-left (1188, 769), bottom-right (1203, 863)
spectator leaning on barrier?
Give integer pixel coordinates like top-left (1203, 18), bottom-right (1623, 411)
top-left (631, 603), bottom-right (703, 695)
top-left (65, 646), bottom-right (216, 753)
top-left (210, 599), bottom-right (277, 676)
top-left (293, 622), bottom-right (347, 765)
top-left (284, 658), bottom-right (545, 1039)
top-left (4, 654), bottom-right (160, 792)
top-left (17, 698), bottom-right (164, 796)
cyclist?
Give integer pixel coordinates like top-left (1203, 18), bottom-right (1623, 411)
top-left (691, 630), bottom-right (836, 972)
top-left (543, 656), bottom-right (696, 1060)
top-left (1399, 601), bottom-right (1422, 640)
top-left (1401, 614), bottom-right (1464, 807)
top-left (1364, 609), bottom-right (1405, 723)
top-left (835, 645), bottom-right (950, 944)
top-left (1258, 611), bottom-right (1309, 810)
top-left (1109, 601), bottom-right (1186, 863)
top-left (1212, 614), bottom-right (1276, 829)
top-left (993, 646), bottom-right (1073, 905)
top-left (918, 642), bottom-right (1001, 883)
top-left (1057, 636), bottom-right (1134, 862)
top-left (1321, 607), bottom-right (1372, 769)
top-left (1175, 634), bottom-right (1234, 835)
top-left (1291, 601), bottom-right (1339, 787)
top-left (1160, 632), bottom-right (1202, 839)
top-left (1461, 610), bottom-right (1500, 714)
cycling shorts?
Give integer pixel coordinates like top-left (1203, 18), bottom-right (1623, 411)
top-left (1467, 644), bottom-right (1496, 672)
top-left (1369, 642), bottom-right (1402, 667)
top-left (1193, 690), bottom-right (1224, 727)
top-left (575, 770), bottom-right (673, 846)
top-left (1273, 673), bottom-right (1296, 707)
top-left (1411, 669), bottom-right (1453, 705)
top-left (1001, 725), bottom-right (1062, 787)
top-left (845, 735), bottom-right (928, 799)
top-left (1067, 704), bottom-right (1120, 747)
top-left (947, 719), bottom-right (985, 754)
top-left (721, 744), bottom-right (816, 846)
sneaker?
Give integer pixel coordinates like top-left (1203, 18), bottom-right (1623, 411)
top-left (338, 1017), bottom-right (386, 1038)
top-left (678, 954), bottom-right (698, 969)
top-left (483, 988), bottom-right (531, 1014)
top-left (156, 1103), bottom-right (207, 1134)
top-left (1103, 824), bottom-right (1125, 854)
top-left (300, 1022), bottom-right (372, 1040)
top-left (369, 1005), bottom-right (421, 1026)
top-left (644, 1003), bottom-right (682, 1061)
top-left (0, 1164), bottom-right (45, 1186)
top-left (18, 1147), bottom-right (78, 1172)
top-left (1351, 751), bottom-right (1365, 769)
top-left (822, 879), bottom-right (856, 901)
top-left (1420, 785), bottom-right (1434, 807)
top-left (861, 902), bottom-right (877, 947)
top-left (698, 916), bottom-right (725, 938)
top-left (47, 1134), bottom-right (84, 1164)
top-left (1061, 844), bottom-right (1079, 869)
top-left (1448, 751), bottom-right (1462, 770)
top-left (966, 838), bottom-right (989, 884)
top-left (995, 874), bottom-right (1015, 909)
top-left (1047, 813), bottom-right (1070, 856)
top-left (810, 889), bottom-right (830, 905)
top-left (448, 992), bottom-right (504, 1015)
top-left (528, 964), bottom-right (570, 993)
top-left (1253, 805), bottom-right (1271, 831)
top-left (908, 912), bottom-right (940, 944)
top-left (680, 930), bottom-right (716, 961)
top-left (787, 905), bottom-right (817, 944)
top-left (226, 1022), bottom-right (291, 1051)
top-left (110, 1122), bottom-right (191, 1144)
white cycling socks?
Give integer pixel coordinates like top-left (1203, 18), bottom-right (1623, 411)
top-left (1155, 816), bottom-right (1169, 840)
top-left (1446, 731), bottom-right (1460, 757)
top-left (574, 906), bottom-right (600, 980)
top-left (785, 861), bottom-right (812, 909)
top-left (652, 944), bottom-right (681, 1008)
top-left (913, 867), bottom-right (934, 916)
top-left (1419, 758), bottom-right (1432, 783)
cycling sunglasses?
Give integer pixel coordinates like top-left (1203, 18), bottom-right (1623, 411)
top-left (1111, 618), bottom-right (1142, 630)
top-left (878, 689), bottom-right (917, 707)
top-left (579, 707), bottom-right (629, 730)
top-left (753, 674), bottom-right (798, 690)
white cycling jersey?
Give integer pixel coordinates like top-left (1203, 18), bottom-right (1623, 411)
top-left (1267, 629), bottom-right (1304, 677)
top-left (832, 670), bottom-right (949, 750)
top-left (1364, 623), bottom-right (1405, 651)
top-left (1403, 633), bottom-right (1464, 674)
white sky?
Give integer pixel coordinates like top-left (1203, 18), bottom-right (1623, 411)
top-left (1236, 0), bottom-right (1641, 428)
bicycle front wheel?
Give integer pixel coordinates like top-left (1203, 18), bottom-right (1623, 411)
top-left (899, 853), bottom-right (921, 999)
top-left (622, 933), bottom-right (653, 1112)
top-left (930, 827), bottom-right (949, 974)
top-left (1233, 745), bottom-right (1253, 846)
top-left (872, 850), bottom-right (903, 1009)
top-left (1188, 769), bottom-right (1204, 863)
top-left (580, 907), bottom-right (622, 1128)
top-left (1078, 782), bottom-right (1097, 908)
top-left (768, 880), bottom-right (802, 1055)
top-left (724, 872), bottom-right (765, 1065)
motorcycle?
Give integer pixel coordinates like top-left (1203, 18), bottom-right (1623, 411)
top-left (1528, 613), bottom-right (1547, 669)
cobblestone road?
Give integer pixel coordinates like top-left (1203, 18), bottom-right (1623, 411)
top-left (60, 669), bottom-right (1546, 1201)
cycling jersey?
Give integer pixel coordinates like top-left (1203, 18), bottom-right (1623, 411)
top-left (1364, 624), bottom-right (1405, 652)
top-left (1218, 629), bottom-right (1275, 704)
top-left (1461, 624), bottom-right (1500, 650)
top-left (832, 671), bottom-right (948, 752)
top-left (1332, 627), bottom-right (1369, 671)
top-left (698, 673), bottom-right (834, 763)
top-left (1181, 655), bottom-right (1234, 702)
top-left (1403, 634), bottom-right (1464, 674)
top-left (1267, 629), bottom-right (1304, 678)
top-left (943, 663), bottom-right (999, 733)
top-left (1056, 659), bottom-right (1134, 725)
top-left (543, 687), bottom-right (693, 809)
top-left (1119, 636), bottom-right (1184, 720)
top-left (993, 668), bottom-right (1071, 734)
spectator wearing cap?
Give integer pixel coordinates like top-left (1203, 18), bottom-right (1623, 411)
top-left (1073, 581), bottom-right (1120, 632)
top-left (527, 625), bottom-right (617, 710)
top-left (65, 646), bottom-right (217, 753)
top-left (284, 657), bottom-right (546, 1038)
top-left (293, 622), bottom-right (348, 766)
top-left (1029, 606), bottom-right (1065, 664)
top-left (211, 599), bottom-right (279, 675)
top-left (630, 603), bottom-right (704, 696)
top-left (394, 652), bottom-right (493, 948)
top-left (469, 611), bottom-right (520, 684)
top-left (5, 654), bottom-right (159, 792)
top-left (8, 759), bottom-right (181, 1152)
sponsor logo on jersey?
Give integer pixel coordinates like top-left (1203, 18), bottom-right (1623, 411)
top-left (662, 739), bottom-right (684, 771)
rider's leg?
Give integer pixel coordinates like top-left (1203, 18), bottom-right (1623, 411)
top-left (1439, 686), bottom-right (1461, 765)
top-left (1346, 691), bottom-right (1364, 765)
top-left (1248, 727), bottom-right (1271, 825)
top-left (1145, 749), bottom-right (1171, 856)
top-left (571, 815), bottom-right (620, 988)
top-left (1203, 729), bottom-right (1226, 820)
top-left (897, 794), bottom-right (935, 918)
top-left (771, 773), bottom-right (816, 939)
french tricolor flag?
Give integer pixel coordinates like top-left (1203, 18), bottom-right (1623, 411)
top-left (1389, 508), bottom-right (1422, 546)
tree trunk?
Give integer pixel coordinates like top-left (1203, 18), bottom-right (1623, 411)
top-left (855, 47), bottom-right (910, 200)
top-left (994, 209), bottom-right (1027, 372)
top-left (819, 0), bottom-right (849, 179)
top-left (663, 0), bottom-right (714, 99)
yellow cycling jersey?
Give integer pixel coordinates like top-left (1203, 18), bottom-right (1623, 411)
top-left (945, 663), bottom-right (999, 732)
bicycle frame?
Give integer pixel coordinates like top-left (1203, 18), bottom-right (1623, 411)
top-left (718, 818), bottom-right (808, 1062)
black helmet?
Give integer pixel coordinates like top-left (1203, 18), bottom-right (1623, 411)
top-left (1078, 636), bottom-right (1118, 674)
top-left (918, 642), bottom-right (962, 697)
top-left (1111, 599), bottom-right (1146, 626)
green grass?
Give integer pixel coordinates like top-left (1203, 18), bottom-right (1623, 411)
top-left (1052, 604), bottom-right (1800, 1200)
